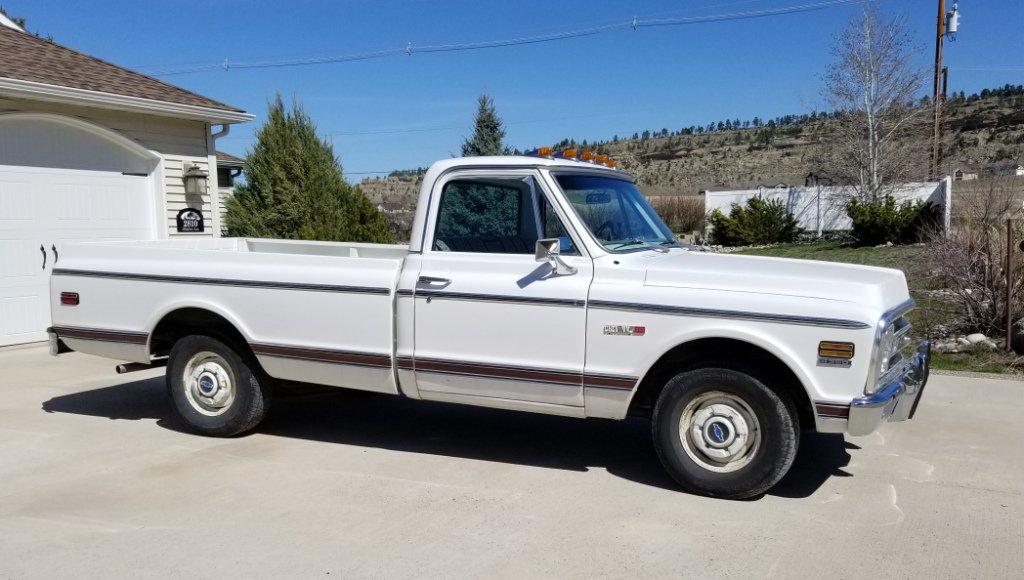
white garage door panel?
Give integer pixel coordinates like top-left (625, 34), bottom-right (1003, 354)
top-left (0, 165), bottom-right (154, 346)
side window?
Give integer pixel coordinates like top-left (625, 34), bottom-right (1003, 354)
top-left (433, 179), bottom-right (537, 254)
top-left (432, 176), bottom-right (580, 255)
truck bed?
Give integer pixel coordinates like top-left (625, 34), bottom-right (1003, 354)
top-left (49, 238), bottom-right (410, 395)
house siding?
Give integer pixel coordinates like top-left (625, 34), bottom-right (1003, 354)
top-left (0, 96), bottom-right (218, 238)
top-left (218, 185), bottom-right (232, 234)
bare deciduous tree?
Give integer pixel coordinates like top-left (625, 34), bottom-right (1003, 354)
top-left (817, 7), bottom-right (929, 201)
top-left (926, 178), bottom-right (1024, 336)
top-left (648, 195), bottom-right (705, 233)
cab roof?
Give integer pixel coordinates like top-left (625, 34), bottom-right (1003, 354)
top-left (425, 155), bottom-right (627, 175)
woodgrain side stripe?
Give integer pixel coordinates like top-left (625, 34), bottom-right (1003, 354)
top-left (252, 343), bottom-right (392, 369)
top-left (51, 326), bottom-right (148, 345)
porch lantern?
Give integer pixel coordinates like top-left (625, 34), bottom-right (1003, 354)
top-left (183, 164), bottom-right (209, 195)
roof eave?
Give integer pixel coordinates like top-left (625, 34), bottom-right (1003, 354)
top-left (0, 76), bottom-right (253, 123)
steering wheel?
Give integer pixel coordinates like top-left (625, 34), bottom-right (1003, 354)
top-left (594, 220), bottom-right (621, 241)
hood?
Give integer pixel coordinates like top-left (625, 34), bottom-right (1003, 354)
top-left (642, 250), bottom-right (909, 310)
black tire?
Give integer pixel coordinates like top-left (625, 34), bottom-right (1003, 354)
top-left (166, 335), bottom-right (270, 437)
top-left (651, 367), bottom-right (799, 499)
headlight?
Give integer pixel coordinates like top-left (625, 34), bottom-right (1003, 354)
top-left (865, 302), bottom-right (915, 394)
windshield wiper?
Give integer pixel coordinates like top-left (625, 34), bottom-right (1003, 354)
top-left (610, 238), bottom-right (669, 252)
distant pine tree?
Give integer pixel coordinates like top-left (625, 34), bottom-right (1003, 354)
top-left (226, 95), bottom-right (393, 243)
top-left (461, 93), bottom-right (507, 156)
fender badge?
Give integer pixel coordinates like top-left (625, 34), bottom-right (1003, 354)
top-left (604, 325), bottom-right (646, 336)
top-left (817, 356), bottom-right (852, 368)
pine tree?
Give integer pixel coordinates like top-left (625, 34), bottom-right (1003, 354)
top-left (461, 93), bottom-right (507, 156)
top-left (225, 95), bottom-right (393, 243)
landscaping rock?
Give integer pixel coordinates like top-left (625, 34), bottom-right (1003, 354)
top-left (965, 333), bottom-right (987, 345)
top-left (933, 340), bottom-right (962, 354)
top-left (956, 337), bottom-right (972, 346)
top-left (980, 339), bottom-right (999, 351)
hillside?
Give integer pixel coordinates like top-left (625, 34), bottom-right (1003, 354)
top-left (358, 86), bottom-right (1024, 231)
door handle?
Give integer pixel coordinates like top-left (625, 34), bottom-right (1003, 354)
top-left (51, 244), bottom-right (59, 264)
top-left (417, 276), bottom-right (451, 286)
top-left (40, 244), bottom-right (46, 269)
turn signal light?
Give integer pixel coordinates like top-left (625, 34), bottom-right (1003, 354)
top-left (819, 341), bottom-right (855, 359)
top-left (60, 292), bottom-right (79, 306)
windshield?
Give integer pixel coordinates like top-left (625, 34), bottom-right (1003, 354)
top-left (554, 174), bottom-right (678, 251)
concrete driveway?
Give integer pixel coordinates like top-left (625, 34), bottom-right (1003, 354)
top-left (0, 344), bottom-right (1021, 579)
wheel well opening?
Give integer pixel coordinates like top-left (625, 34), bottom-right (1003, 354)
top-left (628, 338), bottom-right (814, 427)
top-left (149, 308), bottom-right (254, 362)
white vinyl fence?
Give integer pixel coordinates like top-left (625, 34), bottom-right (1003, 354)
top-left (705, 178), bottom-right (952, 235)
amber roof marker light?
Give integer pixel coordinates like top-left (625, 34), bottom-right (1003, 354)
top-left (525, 147), bottom-right (620, 170)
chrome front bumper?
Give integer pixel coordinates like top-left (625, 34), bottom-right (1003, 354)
top-left (847, 340), bottom-right (931, 436)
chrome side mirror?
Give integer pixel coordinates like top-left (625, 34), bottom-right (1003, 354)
top-left (535, 238), bottom-right (577, 276)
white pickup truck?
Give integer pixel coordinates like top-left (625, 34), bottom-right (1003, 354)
top-left (48, 153), bottom-right (930, 499)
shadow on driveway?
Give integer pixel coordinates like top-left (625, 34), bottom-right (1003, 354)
top-left (42, 377), bottom-right (854, 499)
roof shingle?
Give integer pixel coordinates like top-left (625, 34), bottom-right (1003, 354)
top-left (0, 26), bottom-right (243, 113)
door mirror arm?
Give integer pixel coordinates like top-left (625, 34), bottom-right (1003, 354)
top-left (535, 239), bottom-right (577, 276)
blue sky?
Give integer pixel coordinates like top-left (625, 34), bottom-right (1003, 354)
top-left (10, 0), bottom-right (1024, 178)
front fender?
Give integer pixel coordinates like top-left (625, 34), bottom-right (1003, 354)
top-left (628, 324), bottom-right (822, 407)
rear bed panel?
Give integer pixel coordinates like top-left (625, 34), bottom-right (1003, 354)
top-left (50, 238), bottom-right (406, 394)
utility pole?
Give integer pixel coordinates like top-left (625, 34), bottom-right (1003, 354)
top-left (1008, 218), bottom-right (1015, 352)
top-left (930, 0), bottom-right (946, 179)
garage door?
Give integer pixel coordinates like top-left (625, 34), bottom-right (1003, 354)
top-left (0, 114), bottom-right (158, 347)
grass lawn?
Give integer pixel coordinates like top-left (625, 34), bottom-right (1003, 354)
top-left (733, 242), bottom-right (1022, 375)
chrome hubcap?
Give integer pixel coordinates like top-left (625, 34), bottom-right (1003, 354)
top-left (183, 351), bottom-right (234, 416)
top-left (679, 391), bottom-right (761, 473)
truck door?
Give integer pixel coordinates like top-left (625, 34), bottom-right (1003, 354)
top-left (409, 170), bottom-right (593, 409)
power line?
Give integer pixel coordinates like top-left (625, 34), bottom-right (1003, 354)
top-left (948, 66), bottom-right (1024, 72)
top-left (142, 0), bottom-right (866, 76)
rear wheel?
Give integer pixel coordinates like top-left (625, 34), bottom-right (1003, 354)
top-left (166, 335), bottom-right (270, 436)
top-left (652, 367), bottom-right (799, 499)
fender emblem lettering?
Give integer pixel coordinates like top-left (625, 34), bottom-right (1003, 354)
top-left (604, 325), bottom-right (646, 336)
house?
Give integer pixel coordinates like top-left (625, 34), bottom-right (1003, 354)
top-left (0, 20), bottom-right (252, 346)
top-left (216, 150), bottom-right (245, 232)
top-left (804, 171), bottom-right (834, 187)
top-left (953, 168), bottom-right (978, 181)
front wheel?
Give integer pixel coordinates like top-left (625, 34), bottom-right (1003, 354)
top-left (166, 335), bottom-right (271, 436)
top-left (652, 367), bottom-right (799, 499)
